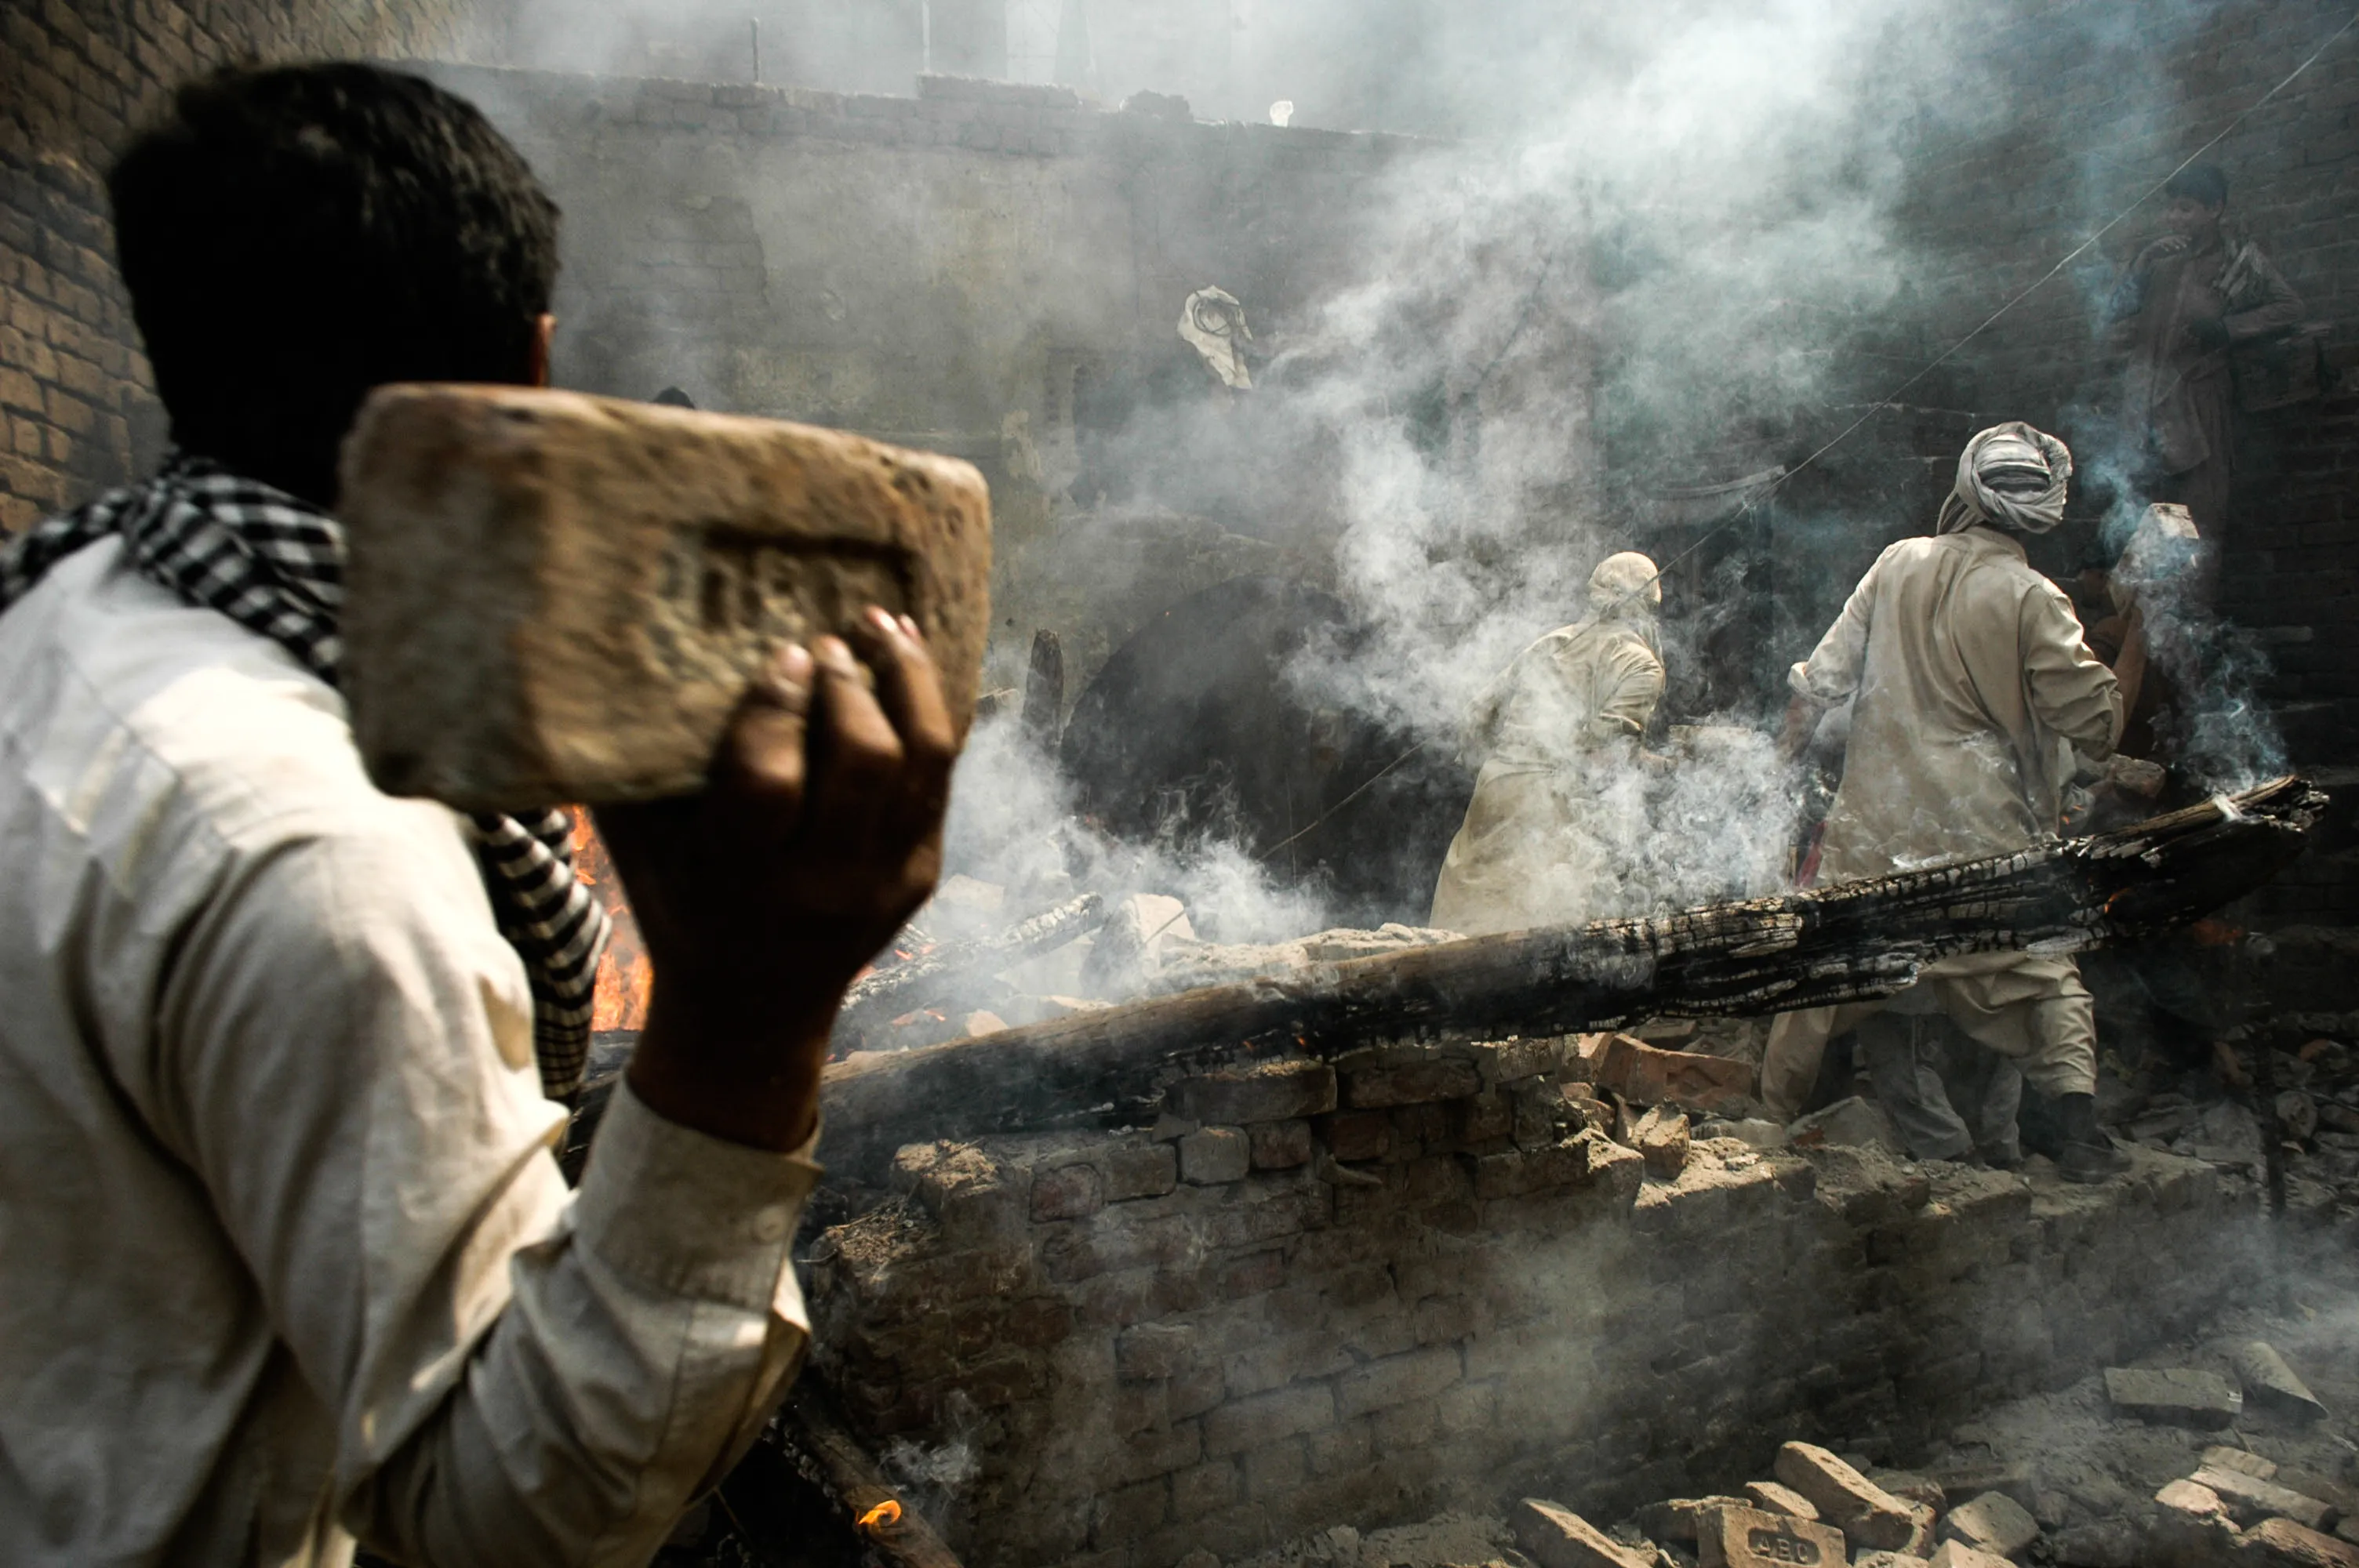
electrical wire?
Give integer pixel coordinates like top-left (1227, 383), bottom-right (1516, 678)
top-left (1257, 7), bottom-right (2359, 863)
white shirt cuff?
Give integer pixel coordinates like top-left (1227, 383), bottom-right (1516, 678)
top-left (572, 1078), bottom-right (823, 1316)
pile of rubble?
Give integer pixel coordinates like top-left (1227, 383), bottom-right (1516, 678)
top-left (1219, 1305), bottom-right (2357, 1568)
top-left (2117, 1014), bottom-right (2359, 1227)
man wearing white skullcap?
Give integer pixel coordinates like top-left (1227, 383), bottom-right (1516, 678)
top-left (1761, 423), bottom-right (2131, 1183)
top-left (1430, 551), bottom-right (1666, 934)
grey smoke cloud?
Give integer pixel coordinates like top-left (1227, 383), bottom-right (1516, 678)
top-left (466, 0), bottom-right (2285, 949)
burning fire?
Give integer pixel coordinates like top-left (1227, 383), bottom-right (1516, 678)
top-left (567, 810), bottom-right (651, 1032)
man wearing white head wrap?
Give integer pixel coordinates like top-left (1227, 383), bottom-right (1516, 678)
top-left (1761, 423), bottom-right (2130, 1183)
top-left (1430, 551), bottom-right (1666, 935)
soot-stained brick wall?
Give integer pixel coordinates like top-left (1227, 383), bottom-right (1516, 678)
top-left (0, 0), bottom-right (503, 535)
top-left (807, 1038), bottom-right (2258, 1568)
top-left (420, 64), bottom-right (1430, 695)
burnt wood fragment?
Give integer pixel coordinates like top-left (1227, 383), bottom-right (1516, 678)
top-left (823, 777), bottom-right (2324, 1181)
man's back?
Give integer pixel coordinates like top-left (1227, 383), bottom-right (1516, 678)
top-left (0, 539), bottom-right (565, 1563)
top-left (1802, 527), bottom-right (2117, 882)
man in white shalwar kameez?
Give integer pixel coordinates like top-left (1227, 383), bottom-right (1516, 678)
top-left (1761, 424), bottom-right (2131, 1183)
top-left (1430, 552), bottom-right (1666, 935)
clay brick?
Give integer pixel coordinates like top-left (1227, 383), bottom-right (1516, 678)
top-left (1201, 1385), bottom-right (1335, 1455)
top-left (1634, 1105), bottom-right (1691, 1178)
top-left (1316, 1109), bottom-right (1390, 1162)
top-left (1450, 1088), bottom-right (1513, 1144)
top-left (2194, 1465), bottom-right (2337, 1531)
top-left (1638, 1499), bottom-right (1751, 1545)
top-left (1179, 1127), bottom-right (1252, 1184)
top-left (1171, 1459), bottom-right (1239, 1519)
top-left (1342, 1057), bottom-right (1481, 1109)
top-left (1117, 1323), bottom-right (1198, 1382)
top-left (1004, 1297), bottom-right (1073, 1348)
top-left (1774, 1443), bottom-right (1922, 1550)
top-left (1514, 1498), bottom-right (1655, 1568)
top-left (1470, 1139), bottom-right (1590, 1199)
top-left (1941, 1490), bottom-right (2041, 1555)
top-left (1745, 1481), bottom-right (1819, 1521)
top-left (1925, 1543), bottom-right (2011, 1568)
top-left (336, 386), bottom-right (992, 810)
top-left (1250, 1119), bottom-right (1314, 1169)
top-left (1220, 1249), bottom-right (1285, 1298)
top-left (1106, 1142), bottom-right (1178, 1200)
top-left (1335, 1345), bottom-right (1461, 1418)
top-left (2245, 1517), bottom-right (2359, 1568)
top-left (1591, 1035), bottom-right (1756, 1117)
top-left (2104, 1366), bottom-right (2243, 1428)
top-left (1170, 1062), bottom-right (1336, 1124)
top-left (1033, 1161), bottom-right (1105, 1221)
top-left (1244, 1439), bottom-right (1307, 1499)
top-left (1699, 1504), bottom-right (1848, 1568)
top-left (1093, 1477), bottom-right (1169, 1541)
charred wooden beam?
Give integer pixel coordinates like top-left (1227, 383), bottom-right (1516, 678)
top-left (823, 777), bottom-right (2324, 1181)
top-left (834, 892), bottom-right (1104, 1049)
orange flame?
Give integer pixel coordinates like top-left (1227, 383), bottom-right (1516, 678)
top-left (567, 811), bottom-right (652, 1031)
top-left (856, 1500), bottom-right (903, 1533)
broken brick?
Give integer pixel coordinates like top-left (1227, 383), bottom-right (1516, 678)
top-left (1169, 1062), bottom-right (1338, 1125)
top-left (2245, 1518), bottom-right (2359, 1568)
top-left (1699, 1503), bottom-right (1848, 1568)
top-left (1941, 1490), bottom-right (2041, 1557)
top-left (1634, 1103), bottom-right (1692, 1178)
top-left (2104, 1367), bottom-right (2243, 1428)
top-left (1590, 1034), bottom-right (1757, 1117)
top-left (1744, 1481), bottom-right (1819, 1521)
top-left (2194, 1465), bottom-right (2337, 1533)
top-left (1926, 1542), bottom-right (2012, 1568)
top-left (1513, 1498), bottom-right (1656, 1568)
top-left (1773, 1442), bottom-right (1922, 1551)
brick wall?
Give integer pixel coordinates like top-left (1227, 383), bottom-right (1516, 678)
top-left (0, 0), bottom-right (501, 535)
top-left (809, 1037), bottom-right (2258, 1568)
top-left (419, 64), bottom-right (1430, 694)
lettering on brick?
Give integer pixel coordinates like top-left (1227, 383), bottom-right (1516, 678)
top-left (1748, 1527), bottom-right (1823, 1565)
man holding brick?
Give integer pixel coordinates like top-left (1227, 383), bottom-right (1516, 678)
top-left (0, 63), bottom-right (955, 1566)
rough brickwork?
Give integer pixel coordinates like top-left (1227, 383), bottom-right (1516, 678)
top-left (808, 1035), bottom-right (2259, 1568)
top-left (0, 0), bottom-right (503, 535)
top-left (405, 63), bottom-right (1427, 697)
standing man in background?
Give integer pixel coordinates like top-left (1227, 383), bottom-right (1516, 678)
top-left (2108, 163), bottom-right (2302, 561)
top-left (1761, 424), bottom-right (2128, 1183)
top-left (1430, 550), bottom-right (1667, 935)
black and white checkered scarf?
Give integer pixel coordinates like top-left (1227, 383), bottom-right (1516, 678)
top-left (1, 453), bottom-right (610, 1100)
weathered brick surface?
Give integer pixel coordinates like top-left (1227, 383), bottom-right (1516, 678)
top-left (1170, 1063), bottom-right (1337, 1126)
top-left (814, 1038), bottom-right (2270, 1568)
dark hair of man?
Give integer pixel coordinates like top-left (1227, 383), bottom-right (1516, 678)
top-left (2164, 163), bottom-right (2228, 209)
top-left (107, 62), bottom-right (561, 506)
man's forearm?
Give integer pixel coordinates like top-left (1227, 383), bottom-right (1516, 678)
top-left (349, 1081), bottom-right (819, 1567)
